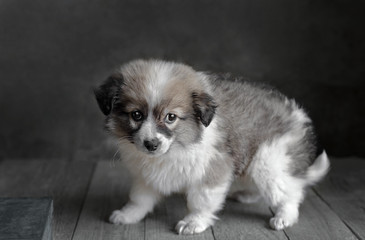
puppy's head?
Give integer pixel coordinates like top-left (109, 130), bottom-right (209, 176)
top-left (94, 60), bottom-right (217, 156)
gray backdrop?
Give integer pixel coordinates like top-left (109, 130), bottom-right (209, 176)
top-left (0, 0), bottom-right (364, 160)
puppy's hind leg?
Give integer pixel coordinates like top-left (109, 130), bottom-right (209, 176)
top-left (249, 137), bottom-right (306, 230)
top-left (268, 152), bottom-right (329, 230)
top-left (269, 198), bottom-right (301, 230)
top-left (256, 173), bottom-right (304, 230)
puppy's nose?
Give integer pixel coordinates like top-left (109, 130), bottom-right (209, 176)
top-left (144, 138), bottom-right (160, 152)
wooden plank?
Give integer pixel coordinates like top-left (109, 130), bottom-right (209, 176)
top-left (319, 198), bottom-right (365, 240)
top-left (52, 161), bottom-right (95, 240)
top-left (313, 157), bottom-right (365, 239)
top-left (72, 161), bottom-right (145, 240)
top-left (0, 198), bottom-right (53, 240)
top-left (283, 189), bottom-right (357, 240)
top-left (145, 194), bottom-right (215, 240)
top-left (0, 160), bottom-right (95, 240)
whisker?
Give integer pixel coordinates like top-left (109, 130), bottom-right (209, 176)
top-left (111, 148), bottom-right (120, 167)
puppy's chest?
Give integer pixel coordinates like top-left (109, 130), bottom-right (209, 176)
top-left (140, 148), bottom-right (215, 194)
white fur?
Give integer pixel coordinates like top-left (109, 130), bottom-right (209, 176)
top-left (292, 108), bottom-right (311, 124)
top-left (147, 62), bottom-right (174, 107)
top-left (109, 178), bottom-right (161, 224)
top-left (176, 181), bottom-right (230, 234)
top-left (138, 117), bottom-right (155, 140)
top-left (306, 151), bottom-right (330, 185)
top-left (106, 118), bottom-right (116, 131)
top-left (156, 132), bottom-right (174, 154)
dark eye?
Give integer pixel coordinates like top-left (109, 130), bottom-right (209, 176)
top-left (131, 111), bottom-right (143, 121)
top-left (165, 113), bottom-right (177, 124)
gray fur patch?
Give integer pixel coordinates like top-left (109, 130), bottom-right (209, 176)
top-left (208, 73), bottom-right (318, 177)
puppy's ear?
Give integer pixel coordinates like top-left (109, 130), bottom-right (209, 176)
top-left (94, 75), bottom-right (123, 115)
top-left (192, 92), bottom-right (217, 127)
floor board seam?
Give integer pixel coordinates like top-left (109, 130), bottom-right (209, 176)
top-left (312, 187), bottom-right (362, 240)
top-left (210, 226), bottom-right (217, 240)
top-left (144, 218), bottom-right (146, 240)
top-left (70, 162), bottom-right (97, 240)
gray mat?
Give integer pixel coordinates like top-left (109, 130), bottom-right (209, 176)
top-left (0, 198), bottom-right (53, 240)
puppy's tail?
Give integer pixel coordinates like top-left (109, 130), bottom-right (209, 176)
top-left (305, 151), bottom-right (330, 185)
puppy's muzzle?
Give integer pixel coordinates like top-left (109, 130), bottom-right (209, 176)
top-left (144, 138), bottom-right (161, 152)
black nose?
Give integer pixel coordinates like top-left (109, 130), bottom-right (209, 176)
top-left (143, 138), bottom-right (160, 152)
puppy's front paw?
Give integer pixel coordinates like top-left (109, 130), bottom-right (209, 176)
top-left (270, 217), bottom-right (291, 230)
top-left (109, 210), bottom-right (128, 225)
top-left (175, 220), bottom-right (208, 235)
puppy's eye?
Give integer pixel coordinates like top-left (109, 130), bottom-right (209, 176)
top-left (165, 113), bottom-right (177, 124)
top-left (131, 111), bottom-right (143, 121)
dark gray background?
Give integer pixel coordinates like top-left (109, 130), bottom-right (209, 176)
top-left (0, 0), bottom-right (364, 160)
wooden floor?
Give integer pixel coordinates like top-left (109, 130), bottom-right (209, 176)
top-left (0, 157), bottom-right (364, 240)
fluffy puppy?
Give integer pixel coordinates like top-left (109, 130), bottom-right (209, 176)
top-left (94, 59), bottom-right (329, 235)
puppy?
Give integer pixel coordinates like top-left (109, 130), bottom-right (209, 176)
top-left (94, 59), bottom-right (329, 234)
